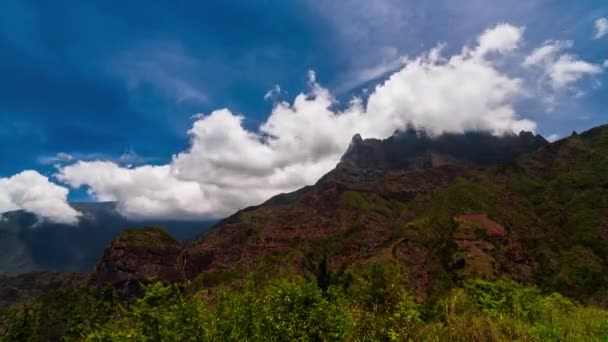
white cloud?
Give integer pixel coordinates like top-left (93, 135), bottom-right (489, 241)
top-left (550, 57), bottom-right (603, 89)
top-left (57, 24), bottom-right (536, 220)
top-left (594, 17), bottom-right (608, 39)
top-left (337, 54), bottom-right (407, 93)
top-left (545, 134), bottom-right (560, 142)
top-left (0, 171), bottom-right (80, 224)
top-left (37, 152), bottom-right (74, 165)
top-left (365, 36), bottom-right (534, 135)
top-left (603, 59), bottom-right (608, 68)
top-left (523, 41), bottom-right (572, 67)
top-left (523, 40), bottom-right (602, 90)
top-left (474, 23), bottom-right (524, 58)
top-left (56, 152), bottom-right (73, 162)
top-left (264, 84), bottom-right (282, 101)
top-left (58, 162), bottom-right (219, 220)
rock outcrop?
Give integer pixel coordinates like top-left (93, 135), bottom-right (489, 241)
top-left (90, 227), bottom-right (185, 298)
top-left (90, 125), bottom-right (608, 302)
top-left (339, 128), bottom-right (548, 172)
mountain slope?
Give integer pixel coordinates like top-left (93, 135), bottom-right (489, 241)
top-left (3, 126), bottom-right (608, 341)
top-left (176, 126), bottom-right (608, 304)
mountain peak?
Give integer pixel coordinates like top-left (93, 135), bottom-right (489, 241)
top-left (351, 133), bottom-right (363, 144)
top-left (339, 129), bottom-right (548, 172)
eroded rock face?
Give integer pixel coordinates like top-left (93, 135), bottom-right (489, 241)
top-left (90, 227), bottom-right (185, 298)
top-left (339, 129), bottom-right (548, 172)
top-left (88, 125), bottom-right (608, 303)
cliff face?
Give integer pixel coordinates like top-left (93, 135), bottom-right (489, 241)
top-left (178, 129), bottom-right (556, 298)
top-left (334, 129), bottom-right (547, 179)
top-left (90, 227), bottom-right (186, 298)
top-left (87, 126), bottom-right (608, 303)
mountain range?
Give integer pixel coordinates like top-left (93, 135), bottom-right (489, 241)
top-left (2, 124), bottom-right (608, 340)
top-left (86, 125), bottom-right (606, 304)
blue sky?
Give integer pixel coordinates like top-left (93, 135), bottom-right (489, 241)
top-left (0, 0), bottom-right (607, 222)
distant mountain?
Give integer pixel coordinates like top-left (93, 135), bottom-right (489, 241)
top-left (0, 202), bottom-right (215, 276)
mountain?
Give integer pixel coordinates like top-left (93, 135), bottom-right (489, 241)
top-left (180, 128), bottom-right (566, 300)
top-left (173, 125), bottom-right (608, 303)
top-left (338, 128), bottom-right (547, 172)
top-left (4, 125), bottom-right (608, 340)
top-left (90, 127), bottom-right (594, 301)
top-left (91, 227), bottom-right (187, 298)
top-left (0, 202), bottom-right (215, 276)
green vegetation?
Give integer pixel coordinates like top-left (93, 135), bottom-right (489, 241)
top-left (4, 127), bottom-right (608, 340)
top-left (425, 280), bottom-right (608, 341)
top-left (117, 227), bottom-right (180, 247)
top-left (189, 263), bottom-right (248, 290)
top-left (340, 191), bottom-right (403, 217)
top-left (1, 286), bottom-right (119, 341)
top-left (3, 267), bottom-right (608, 341)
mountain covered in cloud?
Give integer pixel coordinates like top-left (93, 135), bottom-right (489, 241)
top-left (0, 202), bottom-right (214, 276)
top-left (2, 22), bottom-right (604, 227)
top-left (151, 124), bottom-right (605, 303)
top-left (2, 123), bottom-right (608, 340)
top-left (338, 128), bottom-right (548, 172)
top-left (1, 1), bottom-right (608, 337)
top-left (84, 126), bottom-right (553, 296)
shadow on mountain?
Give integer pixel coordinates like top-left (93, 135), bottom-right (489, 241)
top-left (0, 202), bottom-right (214, 275)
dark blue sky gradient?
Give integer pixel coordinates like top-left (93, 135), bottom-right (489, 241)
top-left (1, 0), bottom-right (606, 198)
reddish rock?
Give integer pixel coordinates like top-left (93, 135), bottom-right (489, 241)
top-left (90, 227), bottom-right (185, 298)
top-left (454, 214), bottom-right (507, 238)
top-left (93, 130), bottom-right (553, 299)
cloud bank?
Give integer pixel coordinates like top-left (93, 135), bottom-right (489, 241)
top-left (57, 24), bottom-right (538, 220)
top-left (2, 23), bottom-right (603, 222)
top-left (0, 171), bottom-right (80, 224)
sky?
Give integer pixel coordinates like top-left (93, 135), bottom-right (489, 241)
top-left (0, 0), bottom-right (607, 224)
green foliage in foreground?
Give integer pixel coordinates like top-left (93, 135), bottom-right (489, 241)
top-left (2, 270), bottom-right (608, 341)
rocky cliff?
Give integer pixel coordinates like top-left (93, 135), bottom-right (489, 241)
top-left (90, 227), bottom-right (186, 298)
top-left (76, 126), bottom-right (608, 304)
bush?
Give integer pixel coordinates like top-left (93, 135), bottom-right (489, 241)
top-left (4, 277), bottom-right (608, 341)
top-left (426, 279), bottom-right (608, 341)
top-left (87, 283), bottom-right (211, 341)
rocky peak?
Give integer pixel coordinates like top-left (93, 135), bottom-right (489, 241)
top-left (90, 227), bottom-right (185, 298)
top-left (339, 129), bottom-right (548, 172)
top-left (351, 133), bottom-right (363, 144)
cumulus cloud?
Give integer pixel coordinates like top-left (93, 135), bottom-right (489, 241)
top-left (58, 162), bottom-right (215, 220)
top-left (523, 40), bottom-right (602, 90)
top-left (594, 17), bottom-right (608, 39)
top-left (474, 23), bottom-right (524, 58)
top-left (0, 171), bottom-right (80, 224)
top-left (56, 24), bottom-right (538, 220)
